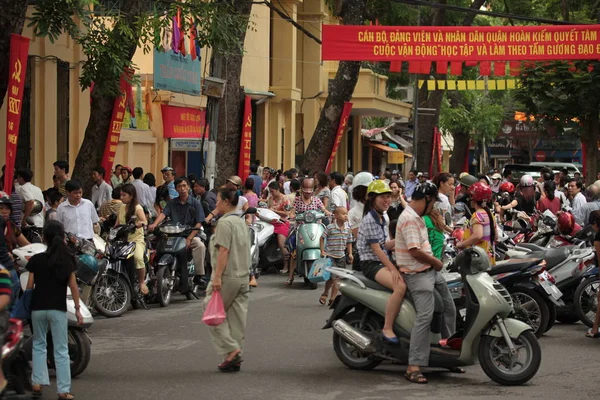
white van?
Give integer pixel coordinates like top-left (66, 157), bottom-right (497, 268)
top-left (529, 162), bottom-right (581, 176)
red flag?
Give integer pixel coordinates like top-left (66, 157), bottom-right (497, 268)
top-left (494, 62), bottom-right (506, 76)
top-left (100, 72), bottom-right (129, 181)
top-left (465, 61), bottom-right (477, 67)
top-left (436, 61), bottom-right (448, 75)
top-left (238, 96), bottom-right (252, 182)
top-left (3, 34), bottom-right (30, 194)
top-left (177, 9), bottom-right (186, 56)
top-left (190, 19), bottom-right (198, 60)
top-left (510, 62), bottom-right (521, 76)
top-left (389, 61), bottom-right (401, 72)
top-left (419, 61), bottom-right (431, 74)
top-left (326, 102), bottom-right (353, 174)
top-left (479, 61), bottom-right (491, 76)
top-left (450, 61), bottom-right (462, 75)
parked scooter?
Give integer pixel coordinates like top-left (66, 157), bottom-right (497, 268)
top-left (253, 208), bottom-right (285, 275)
top-left (289, 210), bottom-right (326, 289)
top-left (2, 318), bottom-right (31, 398)
top-left (324, 247), bottom-right (541, 386)
top-left (573, 265), bottom-right (599, 328)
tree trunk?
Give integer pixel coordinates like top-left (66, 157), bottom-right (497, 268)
top-left (71, 0), bottom-right (151, 195)
top-left (212, 0), bottom-right (253, 188)
top-left (585, 117), bottom-right (599, 185)
top-left (449, 130), bottom-right (469, 174)
top-left (301, 0), bottom-right (367, 172)
top-left (0, 0), bottom-right (29, 108)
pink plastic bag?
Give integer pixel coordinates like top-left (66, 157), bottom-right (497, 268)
top-left (202, 291), bottom-right (226, 326)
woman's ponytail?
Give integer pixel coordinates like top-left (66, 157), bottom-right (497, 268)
top-left (45, 220), bottom-right (76, 280)
top-left (482, 205), bottom-right (496, 243)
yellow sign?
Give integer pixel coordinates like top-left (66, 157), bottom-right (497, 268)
top-left (388, 151), bottom-right (405, 164)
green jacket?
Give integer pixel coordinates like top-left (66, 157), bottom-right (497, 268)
top-left (423, 215), bottom-right (444, 259)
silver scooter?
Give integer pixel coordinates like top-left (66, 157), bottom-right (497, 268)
top-left (324, 247), bottom-right (541, 386)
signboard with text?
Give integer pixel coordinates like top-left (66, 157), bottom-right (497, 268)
top-left (154, 49), bottom-right (201, 95)
top-left (161, 105), bottom-right (208, 139)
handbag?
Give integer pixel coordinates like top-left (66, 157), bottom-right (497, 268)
top-left (202, 290), bottom-right (226, 326)
top-left (11, 289), bottom-right (33, 320)
top-left (307, 257), bottom-right (332, 283)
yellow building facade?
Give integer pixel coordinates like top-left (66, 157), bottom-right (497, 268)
top-left (0, 2), bottom-right (411, 190)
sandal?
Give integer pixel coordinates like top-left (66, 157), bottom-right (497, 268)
top-left (285, 278), bottom-right (294, 286)
top-left (57, 393), bottom-right (75, 400)
top-left (404, 370), bottom-right (428, 384)
top-left (32, 384), bottom-right (42, 398)
top-left (448, 366), bottom-right (466, 374)
top-left (319, 293), bottom-right (327, 305)
top-left (586, 328), bottom-right (600, 338)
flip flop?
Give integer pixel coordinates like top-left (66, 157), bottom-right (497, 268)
top-left (404, 370), bottom-right (428, 384)
top-left (381, 332), bottom-right (399, 344)
top-left (586, 329), bottom-right (600, 338)
top-left (319, 294), bottom-right (327, 305)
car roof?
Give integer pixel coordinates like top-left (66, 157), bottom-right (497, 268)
top-left (502, 164), bottom-right (544, 184)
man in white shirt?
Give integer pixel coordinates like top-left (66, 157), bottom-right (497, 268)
top-left (15, 168), bottom-right (45, 228)
top-left (57, 180), bottom-right (99, 240)
top-left (91, 166), bottom-right (113, 210)
top-left (568, 178), bottom-right (587, 225)
top-left (131, 167), bottom-right (156, 217)
top-left (329, 171), bottom-right (348, 209)
top-left (283, 170), bottom-right (294, 195)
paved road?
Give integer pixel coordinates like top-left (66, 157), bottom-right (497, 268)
top-left (37, 275), bottom-right (600, 399)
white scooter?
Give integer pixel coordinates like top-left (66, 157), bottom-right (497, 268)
top-left (12, 244), bottom-right (94, 377)
top-left (252, 208), bottom-right (286, 274)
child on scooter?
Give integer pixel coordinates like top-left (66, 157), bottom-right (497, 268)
top-left (319, 207), bottom-right (353, 306)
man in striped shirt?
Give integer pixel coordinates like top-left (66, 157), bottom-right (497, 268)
top-left (395, 182), bottom-right (456, 384)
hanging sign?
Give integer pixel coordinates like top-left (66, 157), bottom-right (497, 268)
top-left (154, 49), bottom-right (202, 96)
top-left (237, 96), bottom-right (252, 182)
top-left (322, 25), bottom-right (600, 62)
top-left (325, 102), bottom-right (353, 174)
top-left (161, 105), bottom-right (208, 139)
top-left (100, 72), bottom-right (130, 181)
top-left (3, 34), bottom-right (30, 194)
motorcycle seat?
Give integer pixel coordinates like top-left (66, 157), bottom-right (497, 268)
top-left (542, 248), bottom-right (570, 269)
top-left (516, 243), bottom-right (546, 252)
top-left (490, 258), bottom-right (542, 275)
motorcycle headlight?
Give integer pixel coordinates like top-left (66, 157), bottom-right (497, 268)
top-left (108, 229), bottom-right (118, 241)
top-left (160, 225), bottom-right (186, 234)
top-left (305, 211), bottom-right (316, 224)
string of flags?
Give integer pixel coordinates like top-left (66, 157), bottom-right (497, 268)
top-left (389, 61), bottom-right (521, 76)
top-left (417, 79), bottom-right (520, 91)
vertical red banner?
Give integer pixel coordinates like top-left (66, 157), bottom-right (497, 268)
top-left (237, 96), bottom-right (252, 182)
top-left (325, 102), bottom-right (353, 174)
top-left (3, 34), bottom-right (30, 194)
top-left (100, 72), bottom-right (130, 182)
top-left (429, 127), bottom-right (443, 177)
top-left (436, 127), bottom-right (443, 173)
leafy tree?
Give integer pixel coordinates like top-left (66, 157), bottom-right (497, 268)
top-left (1, 0), bottom-right (249, 193)
top-left (516, 60), bottom-right (600, 183)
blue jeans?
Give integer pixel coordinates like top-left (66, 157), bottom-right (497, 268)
top-left (31, 310), bottom-right (71, 393)
top-left (9, 269), bottom-right (20, 307)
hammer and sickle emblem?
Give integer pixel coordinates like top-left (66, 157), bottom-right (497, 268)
top-left (11, 59), bottom-right (22, 83)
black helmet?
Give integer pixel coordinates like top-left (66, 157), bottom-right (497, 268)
top-left (0, 192), bottom-right (11, 206)
top-left (412, 182), bottom-right (439, 201)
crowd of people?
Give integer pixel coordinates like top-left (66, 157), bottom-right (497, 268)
top-left (2, 159), bottom-right (600, 391)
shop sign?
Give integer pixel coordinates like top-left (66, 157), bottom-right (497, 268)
top-left (323, 25), bottom-right (600, 62)
top-left (154, 49), bottom-right (201, 96)
top-left (388, 151), bottom-right (404, 164)
top-left (161, 105), bottom-right (208, 139)
top-left (171, 139), bottom-right (204, 150)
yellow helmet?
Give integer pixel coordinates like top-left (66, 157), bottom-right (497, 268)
top-left (367, 180), bottom-right (392, 195)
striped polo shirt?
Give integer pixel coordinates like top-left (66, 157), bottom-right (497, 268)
top-left (323, 222), bottom-right (353, 259)
top-left (395, 206), bottom-right (432, 273)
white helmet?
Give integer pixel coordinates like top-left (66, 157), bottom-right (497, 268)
top-left (351, 172), bottom-right (374, 191)
top-left (520, 174), bottom-right (534, 187)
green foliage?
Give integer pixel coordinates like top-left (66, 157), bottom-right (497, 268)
top-left (28, 0), bottom-right (250, 96)
top-left (362, 116), bottom-right (392, 129)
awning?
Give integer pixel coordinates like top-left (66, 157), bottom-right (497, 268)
top-left (366, 141), bottom-right (407, 164)
top-left (244, 88), bottom-right (275, 102)
top-left (383, 131), bottom-right (413, 152)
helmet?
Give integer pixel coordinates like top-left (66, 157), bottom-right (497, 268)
top-left (301, 178), bottom-right (315, 194)
top-left (122, 166), bottom-right (132, 173)
top-left (227, 176), bottom-right (243, 187)
top-left (0, 192), bottom-right (11, 206)
top-left (520, 175), bottom-right (534, 187)
top-left (451, 227), bottom-right (464, 242)
top-left (351, 172), bottom-right (374, 190)
top-left (499, 181), bottom-right (515, 194)
top-left (367, 180), bottom-right (392, 195)
top-left (468, 182), bottom-right (493, 203)
top-left (76, 254), bottom-right (99, 285)
top-left (412, 182), bottom-right (439, 201)
top-left (31, 200), bottom-right (43, 215)
top-left (459, 174), bottom-right (478, 188)
top-left (557, 212), bottom-right (575, 235)
top-left (454, 246), bottom-right (490, 273)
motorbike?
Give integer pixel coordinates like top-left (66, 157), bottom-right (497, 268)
top-left (573, 265), bottom-right (599, 328)
top-left (153, 222), bottom-right (205, 307)
top-left (92, 223), bottom-right (150, 317)
top-left (324, 247), bottom-right (541, 386)
top-left (252, 208), bottom-right (285, 275)
top-left (289, 210), bottom-right (326, 289)
top-left (2, 318), bottom-right (31, 398)
top-left (11, 245), bottom-right (95, 378)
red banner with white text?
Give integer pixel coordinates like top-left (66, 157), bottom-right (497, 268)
top-left (3, 34), bottom-right (30, 194)
top-left (161, 104), bottom-right (208, 139)
top-left (325, 102), bottom-right (353, 174)
top-left (237, 96), bottom-right (252, 182)
top-left (322, 25), bottom-right (600, 62)
top-left (100, 73), bottom-right (129, 181)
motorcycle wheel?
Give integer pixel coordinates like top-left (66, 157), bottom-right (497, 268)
top-left (556, 311), bottom-right (580, 324)
top-left (68, 329), bottom-right (91, 377)
top-left (573, 276), bottom-right (600, 328)
top-left (333, 311), bottom-right (383, 370)
top-left (156, 266), bottom-right (173, 307)
top-left (6, 349), bottom-right (32, 394)
top-left (92, 272), bottom-right (131, 318)
top-left (544, 302), bottom-right (556, 333)
top-left (508, 288), bottom-right (550, 338)
top-left (303, 261), bottom-right (318, 290)
top-left (479, 330), bottom-right (541, 386)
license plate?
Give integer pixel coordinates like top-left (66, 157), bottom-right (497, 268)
top-left (539, 278), bottom-right (563, 300)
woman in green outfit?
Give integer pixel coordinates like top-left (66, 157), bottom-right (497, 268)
top-left (423, 209), bottom-right (445, 259)
top-left (205, 187), bottom-right (251, 372)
